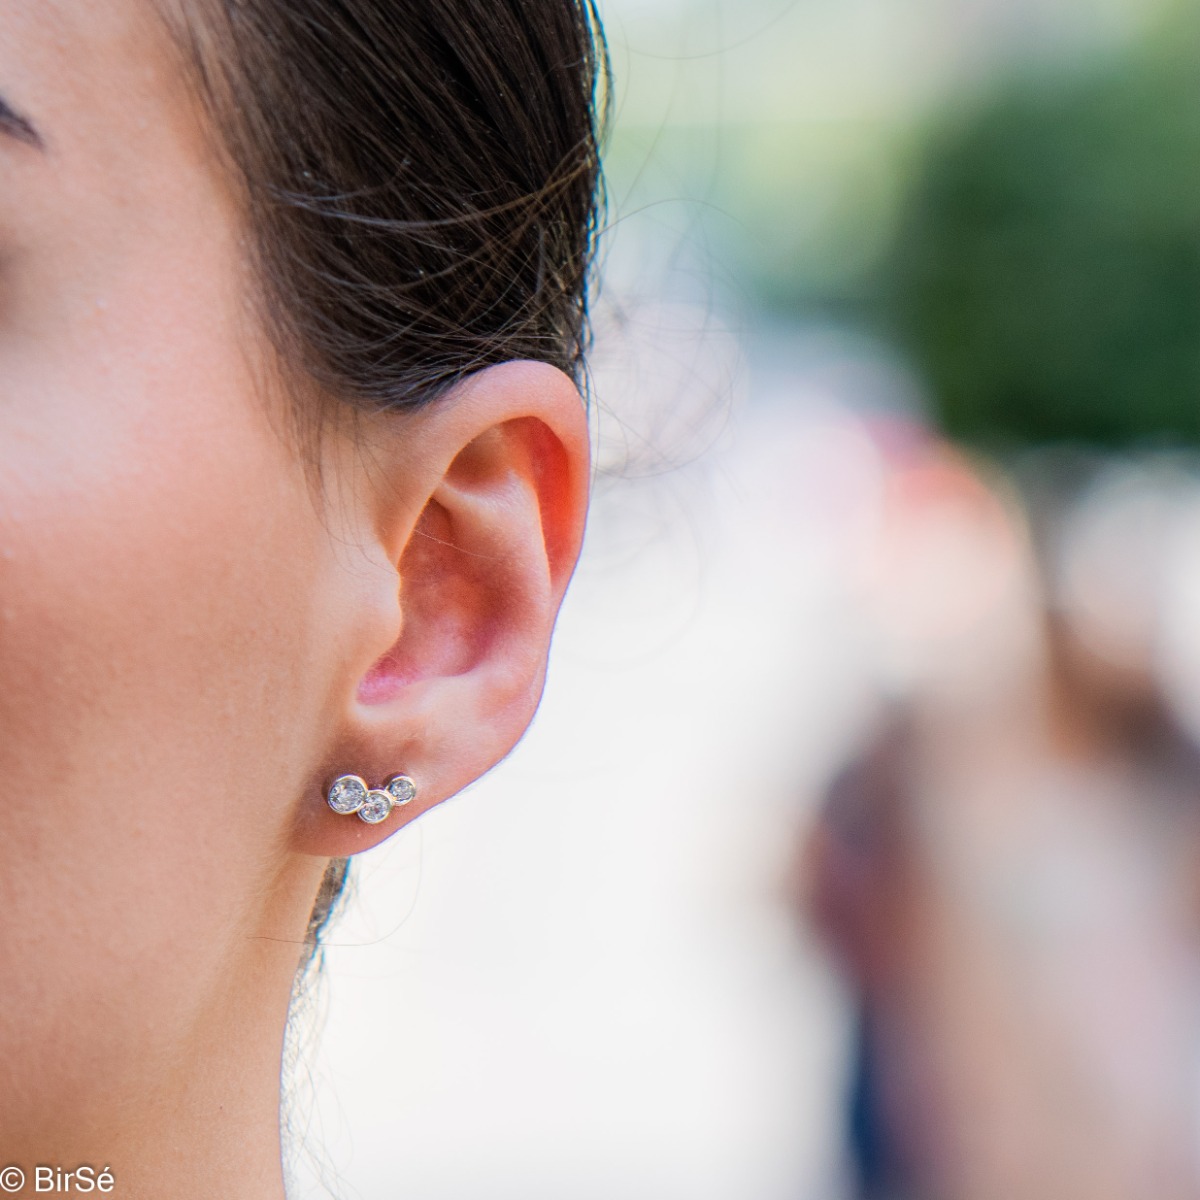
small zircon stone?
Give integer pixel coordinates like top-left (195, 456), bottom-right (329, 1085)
top-left (328, 775), bottom-right (368, 815)
top-left (385, 774), bottom-right (417, 806)
top-left (358, 790), bottom-right (394, 825)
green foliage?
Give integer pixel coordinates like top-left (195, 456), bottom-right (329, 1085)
top-left (887, 15), bottom-right (1200, 448)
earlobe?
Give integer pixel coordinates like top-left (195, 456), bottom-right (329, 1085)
top-left (291, 361), bottom-right (589, 858)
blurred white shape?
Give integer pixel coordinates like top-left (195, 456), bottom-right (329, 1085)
top-left (1157, 482), bottom-right (1200, 747)
top-left (1039, 455), bottom-right (1200, 748)
top-left (1057, 463), bottom-right (1195, 674)
top-left (588, 298), bottom-right (744, 479)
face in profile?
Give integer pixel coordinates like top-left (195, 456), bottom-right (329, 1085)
top-left (0, 0), bottom-right (599, 1190)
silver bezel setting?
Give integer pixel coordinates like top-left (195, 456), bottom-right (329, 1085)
top-left (385, 773), bottom-right (417, 806)
top-left (358, 789), bottom-right (395, 825)
top-left (327, 773), bottom-right (369, 815)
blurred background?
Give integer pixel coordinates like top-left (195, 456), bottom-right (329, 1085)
top-left (293, 1), bottom-right (1200, 1197)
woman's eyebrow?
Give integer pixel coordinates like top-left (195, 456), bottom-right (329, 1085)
top-left (0, 94), bottom-right (43, 149)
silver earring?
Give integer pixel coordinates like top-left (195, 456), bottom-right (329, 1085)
top-left (327, 773), bottom-right (417, 825)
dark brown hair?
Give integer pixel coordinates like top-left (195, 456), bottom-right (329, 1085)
top-left (167, 0), bottom-right (608, 418)
top-left (164, 0), bottom-right (608, 964)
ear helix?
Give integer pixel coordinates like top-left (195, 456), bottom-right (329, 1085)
top-left (327, 773), bottom-right (417, 825)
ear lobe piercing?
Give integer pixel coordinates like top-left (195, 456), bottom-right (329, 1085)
top-left (327, 773), bottom-right (417, 825)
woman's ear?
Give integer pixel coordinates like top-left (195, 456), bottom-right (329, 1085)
top-left (291, 360), bottom-right (590, 857)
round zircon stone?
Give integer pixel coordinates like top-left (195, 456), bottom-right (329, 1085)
top-left (358, 790), bottom-right (394, 825)
top-left (328, 774), bottom-right (368, 815)
top-left (385, 774), bottom-right (417, 806)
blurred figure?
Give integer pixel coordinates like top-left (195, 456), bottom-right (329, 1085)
top-left (809, 439), bottom-right (1200, 1200)
top-left (803, 11), bottom-right (1200, 1197)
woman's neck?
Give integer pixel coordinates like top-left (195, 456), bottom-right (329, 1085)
top-left (5, 855), bottom-right (329, 1200)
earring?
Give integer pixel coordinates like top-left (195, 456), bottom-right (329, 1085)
top-left (327, 773), bottom-right (417, 825)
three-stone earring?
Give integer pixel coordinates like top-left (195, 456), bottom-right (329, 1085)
top-left (327, 773), bottom-right (417, 825)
